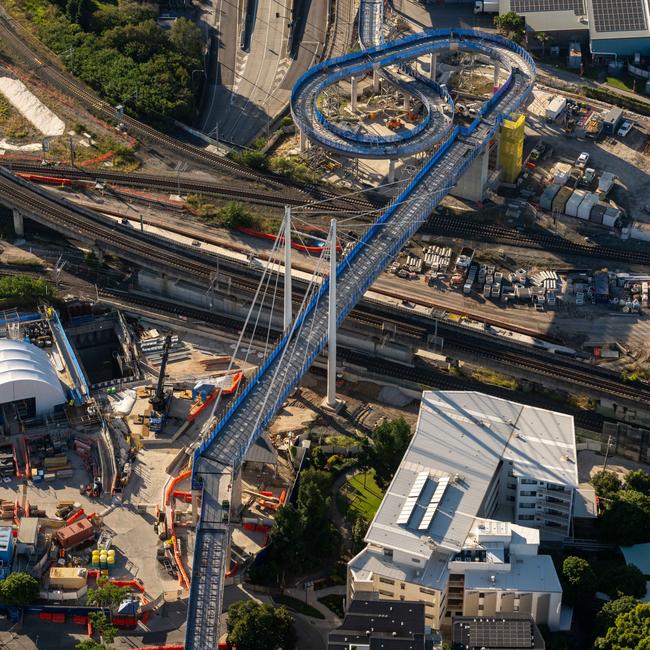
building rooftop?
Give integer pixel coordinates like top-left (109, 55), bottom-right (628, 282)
top-left (452, 613), bottom-right (546, 650)
top-left (364, 392), bottom-right (577, 557)
top-left (328, 600), bottom-right (425, 650)
top-left (463, 554), bottom-right (562, 594)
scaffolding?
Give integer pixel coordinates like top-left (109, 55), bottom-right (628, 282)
top-left (499, 112), bottom-right (525, 184)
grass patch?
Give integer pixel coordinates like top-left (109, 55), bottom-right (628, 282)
top-left (273, 594), bottom-right (325, 619)
top-left (318, 594), bottom-right (344, 618)
top-left (3, 113), bottom-right (34, 140)
top-left (470, 367), bottom-right (521, 390)
top-left (340, 470), bottom-right (384, 521)
top-left (325, 434), bottom-right (358, 447)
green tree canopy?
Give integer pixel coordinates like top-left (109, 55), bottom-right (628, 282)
top-left (170, 18), bottom-right (203, 60)
top-left (598, 563), bottom-right (647, 600)
top-left (0, 572), bottom-right (40, 605)
top-left (594, 602), bottom-right (650, 649)
top-left (595, 596), bottom-right (639, 638)
top-left (561, 556), bottom-right (596, 608)
top-left (75, 641), bottom-right (111, 650)
top-left (364, 417), bottom-right (411, 488)
top-left (493, 11), bottom-right (525, 43)
top-left (600, 489), bottom-right (650, 545)
top-left (88, 611), bottom-right (118, 644)
top-left (226, 600), bottom-right (296, 650)
top-left (86, 579), bottom-right (129, 609)
top-left (626, 469), bottom-right (650, 496)
top-left (591, 470), bottom-right (622, 500)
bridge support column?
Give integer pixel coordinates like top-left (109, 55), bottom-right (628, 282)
top-left (373, 67), bottom-right (380, 93)
top-left (494, 62), bottom-right (501, 88)
top-left (350, 76), bottom-right (358, 111)
top-left (191, 489), bottom-right (200, 527)
top-left (430, 52), bottom-right (438, 80)
top-left (388, 159), bottom-right (396, 184)
top-left (93, 247), bottom-right (104, 264)
top-left (326, 219), bottom-right (337, 410)
top-left (283, 206), bottom-right (292, 331)
top-left (12, 210), bottom-right (24, 237)
top-left (299, 129), bottom-right (308, 153)
top-left (403, 93), bottom-right (409, 110)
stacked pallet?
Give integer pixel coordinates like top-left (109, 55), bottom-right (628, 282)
top-left (0, 500), bottom-right (14, 520)
top-left (0, 450), bottom-right (14, 478)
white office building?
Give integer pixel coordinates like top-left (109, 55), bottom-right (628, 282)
top-left (348, 392), bottom-right (579, 630)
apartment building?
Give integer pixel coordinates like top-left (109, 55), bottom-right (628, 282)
top-left (348, 391), bottom-right (577, 631)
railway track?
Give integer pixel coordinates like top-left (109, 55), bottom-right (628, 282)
top-left (101, 287), bottom-right (607, 433)
top-left (423, 214), bottom-right (650, 267)
top-left (0, 14), bottom-right (376, 213)
top-left (5, 163), bottom-right (366, 213)
top-left (3, 170), bottom-right (648, 407)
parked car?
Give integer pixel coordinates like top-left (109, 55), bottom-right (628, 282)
top-left (581, 168), bottom-right (596, 185)
top-left (576, 152), bottom-right (590, 168)
top-left (618, 121), bottom-right (633, 137)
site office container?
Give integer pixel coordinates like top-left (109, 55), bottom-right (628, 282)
top-left (603, 207), bottom-right (621, 228)
top-left (540, 184), bottom-right (561, 211)
top-left (577, 193), bottom-right (599, 220)
top-left (56, 517), bottom-right (94, 550)
top-left (49, 567), bottom-right (88, 590)
top-left (552, 186), bottom-right (573, 213)
top-left (565, 189), bottom-right (587, 217)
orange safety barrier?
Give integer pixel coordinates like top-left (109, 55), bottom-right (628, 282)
top-left (110, 579), bottom-right (145, 593)
top-left (165, 470), bottom-right (192, 507)
top-left (237, 226), bottom-right (341, 254)
top-left (15, 173), bottom-right (73, 187)
top-left (51, 613), bottom-right (65, 623)
top-left (72, 614), bottom-right (88, 625)
top-left (172, 491), bottom-right (193, 503)
top-left (278, 489), bottom-right (287, 505)
top-left (87, 621), bottom-right (92, 637)
top-left (39, 612), bottom-right (52, 621)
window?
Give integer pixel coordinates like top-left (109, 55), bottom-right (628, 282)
top-left (379, 577), bottom-right (395, 585)
top-left (521, 478), bottom-right (537, 485)
top-left (479, 593), bottom-right (485, 598)
top-left (400, 595), bottom-right (405, 601)
top-left (383, 549), bottom-right (393, 558)
top-left (520, 502), bottom-right (535, 509)
top-left (420, 587), bottom-right (437, 596)
top-left (400, 584), bottom-right (405, 590)
top-left (518, 514), bottom-right (534, 521)
top-left (379, 590), bottom-right (394, 597)
top-left (478, 605), bottom-right (484, 611)
top-left (506, 495), bottom-right (515, 502)
top-left (507, 483), bottom-right (517, 490)
top-left (520, 490), bottom-right (537, 497)
top-left (547, 484), bottom-right (565, 492)
top-left (411, 558), bottom-right (420, 564)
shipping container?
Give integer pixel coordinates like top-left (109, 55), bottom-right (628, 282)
top-left (589, 202), bottom-right (607, 225)
top-left (602, 107), bottom-right (624, 134)
top-left (56, 517), bottom-right (94, 550)
top-left (603, 207), bottom-right (621, 228)
top-left (545, 96), bottom-right (567, 121)
top-left (540, 184), bottom-right (562, 211)
top-left (552, 186), bottom-right (573, 213)
top-left (49, 567), bottom-right (88, 590)
top-left (577, 193), bottom-right (599, 220)
top-left (565, 189), bottom-right (588, 217)
top-left (598, 172), bottom-right (617, 196)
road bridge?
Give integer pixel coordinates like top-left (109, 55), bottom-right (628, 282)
top-left (184, 10), bottom-right (535, 648)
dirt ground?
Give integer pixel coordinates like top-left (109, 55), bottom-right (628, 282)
top-left (577, 448), bottom-right (650, 484)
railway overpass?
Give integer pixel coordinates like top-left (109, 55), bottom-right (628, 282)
top-left (184, 6), bottom-right (536, 648)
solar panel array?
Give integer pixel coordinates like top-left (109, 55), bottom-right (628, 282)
top-left (468, 618), bottom-right (535, 648)
top-left (418, 476), bottom-right (449, 531)
top-left (511, 0), bottom-right (585, 15)
top-left (396, 471), bottom-right (429, 525)
top-left (591, 0), bottom-right (648, 32)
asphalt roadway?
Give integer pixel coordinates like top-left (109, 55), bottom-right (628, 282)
top-left (200, 0), bottom-right (327, 146)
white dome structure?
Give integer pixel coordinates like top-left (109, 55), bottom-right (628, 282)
top-left (0, 339), bottom-right (66, 416)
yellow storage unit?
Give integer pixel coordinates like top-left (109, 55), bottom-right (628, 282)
top-left (499, 113), bottom-right (525, 184)
top-left (49, 566), bottom-right (88, 589)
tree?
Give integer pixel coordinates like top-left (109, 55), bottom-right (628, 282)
top-left (86, 579), bottom-right (129, 609)
top-left (227, 600), bottom-right (296, 650)
top-left (561, 556), bottom-right (596, 608)
top-left (598, 563), bottom-right (647, 599)
top-left (310, 446), bottom-right (325, 470)
top-left (269, 503), bottom-right (306, 576)
top-left (350, 513), bottom-right (369, 553)
top-left (493, 12), bottom-right (525, 44)
top-left (364, 417), bottom-right (411, 488)
top-left (535, 31), bottom-right (551, 56)
top-left (626, 469), bottom-right (650, 496)
top-left (600, 489), bottom-right (650, 545)
top-left (593, 602), bottom-right (650, 649)
top-left (170, 18), bottom-right (203, 60)
top-left (88, 611), bottom-right (118, 644)
top-left (591, 470), bottom-right (622, 500)
top-left (0, 572), bottom-right (40, 605)
top-left (595, 596), bottom-right (638, 638)
top-left (75, 641), bottom-right (111, 650)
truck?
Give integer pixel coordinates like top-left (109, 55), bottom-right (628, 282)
top-left (474, 0), bottom-right (499, 13)
top-left (545, 96), bottom-right (567, 122)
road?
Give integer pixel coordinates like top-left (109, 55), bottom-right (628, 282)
top-left (201, 0), bottom-right (327, 145)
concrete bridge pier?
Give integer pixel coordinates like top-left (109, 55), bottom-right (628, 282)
top-left (430, 52), bottom-right (438, 80)
top-left (350, 76), bottom-right (358, 111)
top-left (12, 209), bottom-right (24, 237)
top-left (373, 66), bottom-right (380, 93)
top-left (93, 246), bottom-right (104, 264)
top-left (494, 62), bottom-right (501, 87)
top-left (388, 159), bottom-right (396, 183)
top-left (299, 129), bottom-right (308, 153)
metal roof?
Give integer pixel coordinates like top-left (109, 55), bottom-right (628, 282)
top-left (463, 554), bottom-right (562, 593)
top-left (364, 392), bottom-right (577, 557)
